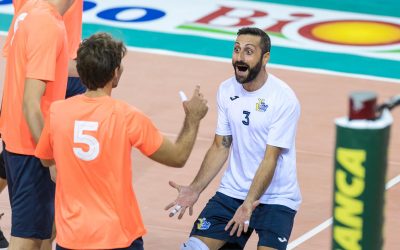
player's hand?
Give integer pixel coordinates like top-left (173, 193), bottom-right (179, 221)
top-left (225, 200), bottom-right (260, 237)
top-left (49, 165), bottom-right (57, 183)
top-left (165, 180), bottom-right (200, 219)
top-left (183, 85), bottom-right (208, 122)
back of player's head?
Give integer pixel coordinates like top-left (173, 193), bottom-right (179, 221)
top-left (77, 32), bottom-right (127, 90)
top-left (237, 27), bottom-right (271, 55)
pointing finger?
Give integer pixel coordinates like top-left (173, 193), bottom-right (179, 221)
top-left (193, 85), bottom-right (200, 97)
top-left (168, 181), bottom-right (180, 190)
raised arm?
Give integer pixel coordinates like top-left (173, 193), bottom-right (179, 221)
top-left (165, 134), bottom-right (231, 219)
top-left (149, 85), bottom-right (208, 167)
top-left (68, 59), bottom-right (79, 77)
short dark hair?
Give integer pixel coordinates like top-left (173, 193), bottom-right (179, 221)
top-left (237, 27), bottom-right (271, 54)
top-left (77, 32), bottom-right (127, 90)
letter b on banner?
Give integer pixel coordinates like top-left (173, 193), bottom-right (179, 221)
top-left (97, 7), bottom-right (165, 22)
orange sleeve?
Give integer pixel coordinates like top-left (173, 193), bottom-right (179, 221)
top-left (2, 18), bottom-right (14, 58)
top-left (63, 0), bottom-right (83, 59)
top-left (127, 109), bottom-right (163, 156)
top-left (2, 0), bottom-right (26, 57)
top-left (35, 108), bottom-right (54, 159)
top-left (25, 13), bottom-right (62, 81)
top-left (12, 0), bottom-right (26, 13)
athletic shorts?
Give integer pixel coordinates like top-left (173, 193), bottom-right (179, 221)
top-left (56, 237), bottom-right (144, 250)
top-left (65, 76), bottom-right (86, 99)
top-left (3, 147), bottom-right (55, 239)
top-left (190, 192), bottom-right (296, 250)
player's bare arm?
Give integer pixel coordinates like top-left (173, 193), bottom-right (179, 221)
top-left (191, 134), bottom-right (232, 193)
top-left (225, 145), bottom-right (282, 237)
top-left (41, 159), bottom-right (55, 167)
top-left (165, 134), bottom-right (231, 219)
top-left (149, 85), bottom-right (208, 168)
top-left (68, 59), bottom-right (79, 77)
top-left (246, 145), bottom-right (282, 203)
top-left (23, 78), bottom-right (46, 144)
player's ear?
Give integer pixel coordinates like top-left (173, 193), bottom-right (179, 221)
top-left (262, 52), bottom-right (270, 65)
top-left (111, 68), bottom-right (119, 88)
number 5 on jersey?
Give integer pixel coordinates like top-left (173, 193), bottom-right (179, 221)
top-left (73, 121), bottom-right (100, 161)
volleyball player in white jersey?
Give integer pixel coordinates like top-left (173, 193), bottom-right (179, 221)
top-left (166, 27), bottom-right (301, 250)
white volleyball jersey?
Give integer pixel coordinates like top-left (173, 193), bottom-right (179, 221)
top-left (216, 74), bottom-right (302, 210)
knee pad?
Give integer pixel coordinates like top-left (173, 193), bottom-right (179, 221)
top-left (181, 237), bottom-right (209, 250)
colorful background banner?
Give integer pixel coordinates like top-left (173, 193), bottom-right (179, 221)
top-left (1, 0), bottom-right (399, 80)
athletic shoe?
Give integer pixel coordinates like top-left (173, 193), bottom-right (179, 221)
top-left (0, 212), bottom-right (8, 249)
top-left (0, 228), bottom-right (8, 249)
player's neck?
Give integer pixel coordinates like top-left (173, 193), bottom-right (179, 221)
top-left (85, 85), bottom-right (112, 97)
top-left (242, 70), bottom-right (268, 92)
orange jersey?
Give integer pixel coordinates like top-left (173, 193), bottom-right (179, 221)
top-left (4, 0), bottom-right (82, 59)
top-left (63, 0), bottom-right (83, 59)
top-left (0, 0), bottom-right (68, 155)
top-left (11, 0), bottom-right (29, 13)
top-left (35, 95), bottom-right (163, 249)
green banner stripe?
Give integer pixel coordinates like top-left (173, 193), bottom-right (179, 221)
top-left (0, 13), bottom-right (12, 33)
top-left (177, 25), bottom-right (237, 36)
top-left (243, 0), bottom-right (400, 18)
top-left (177, 25), bottom-right (287, 39)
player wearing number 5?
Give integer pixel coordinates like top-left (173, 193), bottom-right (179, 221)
top-left (168, 27), bottom-right (301, 250)
top-left (35, 33), bottom-right (208, 250)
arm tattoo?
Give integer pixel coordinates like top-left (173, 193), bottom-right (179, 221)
top-left (222, 135), bottom-right (232, 148)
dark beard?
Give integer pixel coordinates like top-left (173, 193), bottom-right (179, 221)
top-left (233, 58), bottom-right (263, 84)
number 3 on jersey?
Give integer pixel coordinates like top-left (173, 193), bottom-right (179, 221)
top-left (73, 121), bottom-right (100, 161)
top-left (242, 111), bottom-right (250, 126)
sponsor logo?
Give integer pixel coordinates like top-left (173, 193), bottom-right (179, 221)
top-left (2, 0), bottom-right (398, 76)
top-left (256, 98), bottom-right (268, 112)
top-left (278, 237), bottom-right (287, 243)
top-left (1, 1), bottom-right (399, 57)
top-left (333, 148), bottom-right (366, 250)
top-left (230, 96), bottom-right (239, 101)
top-left (183, 5), bottom-right (400, 53)
top-left (196, 217), bottom-right (211, 230)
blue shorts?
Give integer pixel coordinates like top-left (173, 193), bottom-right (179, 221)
top-left (190, 192), bottom-right (296, 250)
top-left (65, 77), bottom-right (86, 99)
top-left (3, 147), bottom-right (55, 239)
top-left (56, 237), bottom-right (144, 250)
